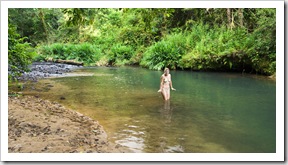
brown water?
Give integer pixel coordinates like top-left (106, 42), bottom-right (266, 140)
top-left (21, 66), bottom-right (276, 153)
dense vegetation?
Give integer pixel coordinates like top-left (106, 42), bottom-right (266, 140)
top-left (8, 21), bottom-right (36, 81)
top-left (8, 8), bottom-right (276, 81)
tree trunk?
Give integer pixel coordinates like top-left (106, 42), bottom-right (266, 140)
top-left (227, 8), bottom-right (231, 28)
top-left (161, 9), bottom-right (168, 37)
top-left (238, 8), bottom-right (244, 27)
top-left (55, 59), bottom-right (84, 66)
top-left (46, 58), bottom-right (84, 66)
top-left (38, 9), bottom-right (49, 44)
top-left (227, 8), bottom-right (235, 29)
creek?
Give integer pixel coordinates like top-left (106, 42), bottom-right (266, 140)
top-left (21, 66), bottom-right (276, 153)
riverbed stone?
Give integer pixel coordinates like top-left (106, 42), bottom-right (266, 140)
top-left (15, 62), bottom-right (82, 81)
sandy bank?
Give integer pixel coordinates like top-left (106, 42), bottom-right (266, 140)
top-left (8, 95), bottom-right (130, 153)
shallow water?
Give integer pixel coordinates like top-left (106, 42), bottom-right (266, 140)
top-left (22, 66), bottom-right (276, 153)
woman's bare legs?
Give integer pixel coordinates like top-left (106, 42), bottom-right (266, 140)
top-left (166, 88), bottom-right (170, 100)
top-left (161, 88), bottom-right (170, 100)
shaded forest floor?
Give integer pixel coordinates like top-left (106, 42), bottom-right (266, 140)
top-left (8, 95), bottom-right (131, 153)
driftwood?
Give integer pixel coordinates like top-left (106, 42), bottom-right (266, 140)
top-left (46, 58), bottom-right (84, 66)
top-left (55, 59), bottom-right (84, 66)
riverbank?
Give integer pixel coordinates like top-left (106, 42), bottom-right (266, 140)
top-left (8, 95), bottom-right (130, 153)
top-left (9, 62), bottom-right (131, 153)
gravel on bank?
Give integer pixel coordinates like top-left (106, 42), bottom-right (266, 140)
top-left (14, 62), bottom-right (83, 81)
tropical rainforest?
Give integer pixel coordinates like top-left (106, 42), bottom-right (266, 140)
top-left (8, 8), bottom-right (276, 81)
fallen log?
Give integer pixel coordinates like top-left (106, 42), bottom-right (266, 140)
top-left (46, 58), bottom-right (84, 66)
top-left (55, 59), bottom-right (84, 66)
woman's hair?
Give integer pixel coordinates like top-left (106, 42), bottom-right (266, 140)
top-left (164, 68), bottom-right (169, 75)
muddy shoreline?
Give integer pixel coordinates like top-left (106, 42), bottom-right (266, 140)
top-left (8, 62), bottom-right (131, 153)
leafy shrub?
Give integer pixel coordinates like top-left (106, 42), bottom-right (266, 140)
top-left (36, 43), bottom-right (101, 65)
top-left (108, 44), bottom-right (134, 65)
top-left (141, 22), bottom-right (276, 75)
top-left (8, 23), bottom-right (36, 81)
top-left (141, 33), bottom-right (186, 70)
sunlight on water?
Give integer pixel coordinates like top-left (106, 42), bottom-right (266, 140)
top-left (22, 66), bottom-right (276, 153)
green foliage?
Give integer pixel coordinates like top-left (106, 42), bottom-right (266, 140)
top-left (141, 33), bottom-right (186, 70)
top-left (37, 43), bottom-right (100, 65)
top-left (8, 22), bottom-right (36, 81)
top-left (9, 8), bottom-right (62, 46)
top-left (108, 44), bottom-right (134, 65)
top-left (180, 25), bottom-right (251, 71)
top-left (248, 9), bottom-right (276, 75)
top-left (142, 18), bottom-right (275, 75)
top-left (9, 8), bottom-right (276, 75)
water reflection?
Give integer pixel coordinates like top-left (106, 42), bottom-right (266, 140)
top-left (160, 100), bottom-right (173, 124)
top-left (156, 100), bottom-right (186, 153)
top-left (22, 67), bottom-right (276, 153)
top-left (114, 123), bottom-right (145, 153)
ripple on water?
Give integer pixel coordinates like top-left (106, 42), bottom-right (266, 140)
top-left (113, 124), bottom-right (146, 153)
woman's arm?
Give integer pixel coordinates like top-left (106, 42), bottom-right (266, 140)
top-left (158, 75), bottom-right (164, 92)
top-left (169, 74), bottom-right (176, 91)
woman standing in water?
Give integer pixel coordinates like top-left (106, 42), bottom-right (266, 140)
top-left (158, 68), bottom-right (176, 100)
